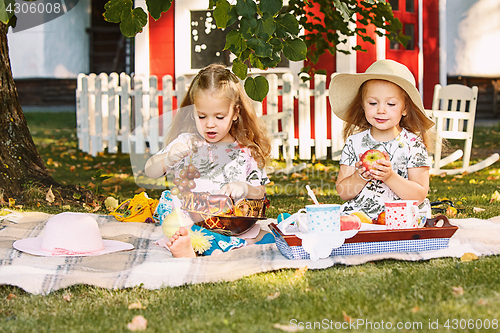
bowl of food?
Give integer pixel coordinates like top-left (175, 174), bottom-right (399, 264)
top-left (180, 192), bottom-right (269, 236)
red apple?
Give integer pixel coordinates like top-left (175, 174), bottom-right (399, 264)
top-left (360, 149), bottom-right (389, 171)
top-left (340, 215), bottom-right (362, 231)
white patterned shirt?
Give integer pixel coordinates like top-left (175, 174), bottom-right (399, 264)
top-left (339, 128), bottom-right (430, 218)
top-left (157, 133), bottom-right (269, 193)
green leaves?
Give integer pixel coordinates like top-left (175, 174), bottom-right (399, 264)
top-left (259, 0), bottom-right (283, 17)
top-left (283, 38), bottom-right (308, 62)
top-left (103, 0), bottom-right (132, 23)
top-left (232, 59), bottom-right (249, 80)
top-left (236, 0), bottom-right (257, 19)
top-left (224, 30), bottom-right (247, 56)
top-left (216, 0), bottom-right (306, 100)
top-left (146, 0), bottom-right (173, 20)
top-left (101, 0), bottom-right (408, 102)
top-left (247, 37), bottom-right (273, 58)
top-left (0, 0), bottom-right (15, 26)
top-left (213, 0), bottom-right (234, 28)
top-left (275, 13), bottom-right (300, 38)
top-left (244, 76), bottom-right (269, 102)
top-left (120, 8), bottom-right (148, 37)
top-left (103, 0), bottom-right (172, 37)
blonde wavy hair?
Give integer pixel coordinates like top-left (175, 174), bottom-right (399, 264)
top-left (164, 64), bottom-right (271, 168)
top-left (341, 80), bottom-right (436, 153)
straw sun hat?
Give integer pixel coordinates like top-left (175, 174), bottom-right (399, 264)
top-left (13, 212), bottom-right (134, 256)
top-left (329, 59), bottom-right (435, 130)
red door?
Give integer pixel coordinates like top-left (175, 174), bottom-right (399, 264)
top-left (386, 0), bottom-right (419, 84)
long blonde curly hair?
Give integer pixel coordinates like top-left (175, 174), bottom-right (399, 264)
top-left (164, 64), bottom-right (272, 168)
top-left (341, 80), bottom-right (436, 153)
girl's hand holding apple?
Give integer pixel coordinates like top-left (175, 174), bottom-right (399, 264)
top-left (368, 159), bottom-right (394, 182)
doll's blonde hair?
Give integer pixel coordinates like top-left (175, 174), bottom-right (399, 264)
top-left (165, 64), bottom-right (271, 168)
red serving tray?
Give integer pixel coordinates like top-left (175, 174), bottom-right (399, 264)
top-left (269, 215), bottom-right (458, 247)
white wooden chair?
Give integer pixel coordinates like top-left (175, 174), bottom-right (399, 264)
top-left (426, 84), bottom-right (499, 175)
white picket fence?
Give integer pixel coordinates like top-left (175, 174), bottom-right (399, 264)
top-left (76, 72), bottom-right (345, 169)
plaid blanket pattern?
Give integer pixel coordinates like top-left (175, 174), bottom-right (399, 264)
top-left (2, 212), bottom-right (500, 295)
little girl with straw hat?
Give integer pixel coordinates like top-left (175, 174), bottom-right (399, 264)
top-left (330, 59), bottom-right (435, 219)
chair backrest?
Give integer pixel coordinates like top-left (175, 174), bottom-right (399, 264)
top-left (429, 84), bottom-right (478, 171)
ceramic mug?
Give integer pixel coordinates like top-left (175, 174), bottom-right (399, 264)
top-left (385, 200), bottom-right (419, 229)
top-left (297, 204), bottom-right (341, 233)
top-left (277, 211), bottom-right (309, 234)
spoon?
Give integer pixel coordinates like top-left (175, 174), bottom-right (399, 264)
top-left (305, 185), bottom-right (320, 205)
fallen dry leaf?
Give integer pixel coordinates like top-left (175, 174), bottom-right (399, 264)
top-left (273, 323), bottom-right (303, 332)
top-left (8, 198), bottom-right (15, 207)
top-left (63, 294), bottom-right (71, 302)
top-left (452, 286), bottom-right (464, 297)
top-left (473, 207), bottom-right (485, 213)
top-left (7, 293), bottom-right (16, 300)
top-left (105, 197), bottom-right (119, 211)
top-left (461, 252), bottom-right (479, 262)
top-left (128, 301), bottom-right (147, 310)
top-left (293, 266), bottom-right (308, 280)
top-left (134, 188), bottom-right (147, 194)
top-left (491, 190), bottom-right (500, 202)
top-left (127, 315), bottom-right (147, 331)
top-left (266, 292), bottom-right (280, 301)
top-left (446, 206), bottom-right (457, 218)
top-left (411, 306), bottom-right (420, 313)
top-left (46, 187), bottom-right (55, 203)
top-left (70, 165), bottom-right (76, 172)
top-left (478, 299), bottom-right (488, 306)
top-left (342, 311), bottom-right (353, 322)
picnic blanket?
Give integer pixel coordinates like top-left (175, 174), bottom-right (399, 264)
top-left (1, 212), bottom-right (500, 295)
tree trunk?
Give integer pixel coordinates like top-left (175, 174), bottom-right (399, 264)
top-left (0, 23), bottom-right (59, 199)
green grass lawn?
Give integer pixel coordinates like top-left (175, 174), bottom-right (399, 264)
top-left (2, 112), bottom-right (500, 332)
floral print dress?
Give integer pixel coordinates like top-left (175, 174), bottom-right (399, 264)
top-left (339, 128), bottom-right (430, 219)
top-left (160, 133), bottom-right (269, 192)
top-left (152, 133), bottom-right (270, 255)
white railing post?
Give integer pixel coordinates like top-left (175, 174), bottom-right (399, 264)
top-left (266, 74), bottom-right (279, 159)
top-left (133, 75), bottom-right (146, 154)
top-left (162, 75), bottom-right (174, 145)
top-left (314, 74), bottom-right (328, 160)
top-left (148, 75), bottom-right (160, 154)
top-left (100, 72), bottom-right (109, 153)
top-left (298, 79), bottom-right (312, 160)
top-left (120, 73), bottom-right (131, 153)
top-left (107, 73), bottom-right (119, 153)
top-left (87, 73), bottom-right (97, 156)
top-left (176, 75), bottom-right (186, 106)
top-left (282, 73), bottom-right (295, 167)
top-left (77, 73), bottom-right (90, 153)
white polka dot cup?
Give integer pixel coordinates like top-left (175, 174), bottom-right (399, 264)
top-left (385, 200), bottom-right (419, 229)
top-left (298, 204), bottom-right (341, 233)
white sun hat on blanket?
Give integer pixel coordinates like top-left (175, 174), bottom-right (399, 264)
top-left (13, 212), bottom-right (134, 256)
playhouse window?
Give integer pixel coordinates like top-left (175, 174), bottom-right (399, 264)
top-left (405, 24), bottom-right (415, 50)
top-left (190, 10), bottom-right (289, 70)
top-left (389, 0), bottom-right (399, 11)
top-left (406, 0), bottom-right (415, 13)
top-left (389, 33), bottom-right (400, 50)
top-left (190, 10), bottom-right (235, 69)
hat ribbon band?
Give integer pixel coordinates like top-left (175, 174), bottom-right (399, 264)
top-left (51, 247), bottom-right (102, 256)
